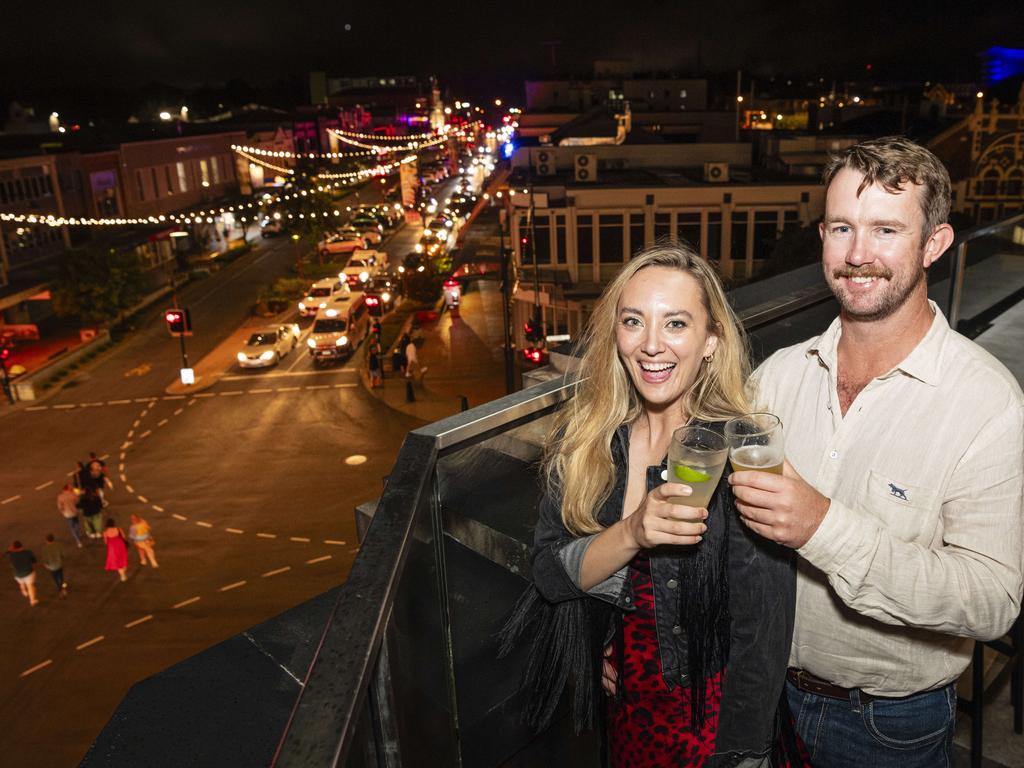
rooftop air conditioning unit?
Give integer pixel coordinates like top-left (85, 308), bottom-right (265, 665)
top-left (574, 153), bottom-right (597, 182)
top-left (704, 162), bottom-right (730, 183)
top-left (534, 149), bottom-right (556, 176)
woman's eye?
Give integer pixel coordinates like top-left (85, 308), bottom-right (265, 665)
top-left (667, 319), bottom-right (687, 329)
top-left (622, 317), bottom-right (641, 327)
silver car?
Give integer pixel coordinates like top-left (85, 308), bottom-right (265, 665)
top-left (236, 324), bottom-right (299, 368)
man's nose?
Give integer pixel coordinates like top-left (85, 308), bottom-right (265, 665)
top-left (847, 232), bottom-right (873, 265)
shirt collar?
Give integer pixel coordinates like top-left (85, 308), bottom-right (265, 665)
top-left (807, 300), bottom-right (949, 387)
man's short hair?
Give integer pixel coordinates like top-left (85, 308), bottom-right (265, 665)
top-left (823, 136), bottom-right (952, 242)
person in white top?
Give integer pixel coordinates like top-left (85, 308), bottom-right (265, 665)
top-left (730, 136), bottom-right (1024, 766)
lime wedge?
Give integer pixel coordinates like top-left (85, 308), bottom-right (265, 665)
top-left (673, 464), bottom-right (710, 483)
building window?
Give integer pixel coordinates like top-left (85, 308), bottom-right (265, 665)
top-left (177, 162), bottom-right (189, 193)
top-left (14, 178), bottom-right (25, 201)
top-left (43, 175), bottom-right (54, 195)
top-left (1006, 174), bottom-right (1022, 198)
top-left (629, 213), bottom-right (645, 257)
top-left (676, 212), bottom-right (701, 249)
top-left (0, 181), bottom-right (7, 205)
top-left (783, 210), bottom-right (800, 234)
top-left (679, 89), bottom-right (688, 98)
top-left (211, 156), bottom-right (221, 185)
top-left (654, 212), bottom-right (672, 241)
top-left (151, 168), bottom-right (160, 199)
top-left (199, 159), bottom-right (210, 186)
top-left (753, 211), bottom-right (781, 260)
top-left (599, 214), bottom-right (624, 263)
top-left (534, 214), bottom-right (552, 265)
top-left (165, 166), bottom-right (175, 195)
top-left (136, 170), bottom-right (146, 202)
top-left (731, 211), bottom-right (748, 261)
top-left (555, 217), bottom-right (567, 264)
top-left (29, 176), bottom-right (41, 198)
top-left (577, 214), bottom-right (593, 264)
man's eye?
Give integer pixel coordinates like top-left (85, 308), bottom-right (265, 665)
top-left (879, 227), bottom-right (896, 235)
top-left (832, 225), bottom-right (851, 235)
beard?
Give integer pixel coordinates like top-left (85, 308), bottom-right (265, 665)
top-left (825, 262), bottom-right (926, 322)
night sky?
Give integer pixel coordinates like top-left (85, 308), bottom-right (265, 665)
top-left (3, 1), bottom-right (1023, 94)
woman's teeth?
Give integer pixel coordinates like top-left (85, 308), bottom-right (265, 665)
top-left (639, 362), bottom-right (675, 372)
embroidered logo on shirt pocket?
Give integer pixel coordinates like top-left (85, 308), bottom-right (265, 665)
top-left (867, 470), bottom-right (935, 509)
top-left (861, 470), bottom-right (940, 543)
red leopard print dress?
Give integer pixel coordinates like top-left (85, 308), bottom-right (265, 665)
top-left (607, 554), bottom-right (723, 767)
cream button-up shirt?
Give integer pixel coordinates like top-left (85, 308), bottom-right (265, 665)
top-left (753, 302), bottom-right (1024, 697)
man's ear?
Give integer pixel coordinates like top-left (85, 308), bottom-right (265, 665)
top-left (923, 223), bottom-right (955, 269)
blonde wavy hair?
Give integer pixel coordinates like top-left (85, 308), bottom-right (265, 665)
top-left (546, 243), bottom-right (751, 536)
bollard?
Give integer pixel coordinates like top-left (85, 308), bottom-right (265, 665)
top-left (405, 379), bottom-right (416, 403)
top-left (459, 395), bottom-right (469, 412)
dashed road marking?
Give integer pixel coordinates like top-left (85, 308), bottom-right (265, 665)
top-left (334, 383), bottom-right (358, 388)
top-left (173, 408), bottom-right (183, 416)
top-left (125, 615), bottom-right (153, 629)
top-left (118, 463), bottom-right (125, 472)
top-left (81, 402), bottom-right (105, 408)
top-left (188, 399), bottom-right (198, 406)
top-left (349, 547), bottom-right (361, 554)
top-left (108, 399), bottom-right (132, 405)
top-left (163, 395), bottom-right (186, 401)
top-left (276, 386), bottom-right (301, 392)
top-left (125, 484), bottom-right (135, 495)
top-left (173, 596), bottom-right (201, 609)
top-left (306, 555), bottom-right (332, 565)
top-left (134, 398), bottom-right (155, 403)
top-left (256, 532), bottom-right (276, 539)
top-left (249, 388), bottom-right (273, 394)
top-left (127, 430), bottom-right (135, 438)
top-left (53, 404), bottom-right (76, 410)
top-left (323, 539), bottom-right (346, 546)
top-left (76, 635), bottom-right (105, 651)
top-left (132, 420), bottom-right (141, 428)
top-left (20, 660), bottom-right (53, 677)
top-left (120, 441), bottom-right (133, 450)
top-left (261, 566), bottom-right (291, 578)
top-left (219, 580), bottom-right (247, 592)
top-left (225, 528), bottom-right (244, 534)
top-left (119, 473), bottom-right (127, 483)
top-left (139, 430), bottom-right (152, 439)
top-left (34, 481), bottom-right (53, 491)
top-left (289, 536), bottom-right (311, 543)
top-left (221, 368), bottom-right (357, 381)
top-left (152, 504), bottom-right (165, 512)
top-left (305, 384), bottom-right (329, 390)
top-left (24, 406), bottom-right (48, 411)
top-left (137, 495), bottom-right (148, 504)
top-left (195, 521), bottom-right (213, 528)
top-left (2, 495), bottom-right (21, 505)
top-left (172, 513), bottom-right (188, 521)
top-left (195, 393), bottom-right (216, 399)
top-left (221, 390), bottom-right (244, 397)
top-left (158, 419), bottom-right (168, 427)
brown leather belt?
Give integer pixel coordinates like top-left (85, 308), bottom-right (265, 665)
top-left (787, 667), bottom-right (881, 705)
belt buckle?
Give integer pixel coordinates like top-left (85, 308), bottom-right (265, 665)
top-left (795, 669), bottom-right (809, 690)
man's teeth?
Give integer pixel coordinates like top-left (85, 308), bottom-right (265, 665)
top-left (640, 362), bottom-right (675, 372)
top-left (850, 276), bottom-right (878, 284)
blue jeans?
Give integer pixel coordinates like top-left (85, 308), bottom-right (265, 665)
top-left (785, 679), bottom-right (956, 767)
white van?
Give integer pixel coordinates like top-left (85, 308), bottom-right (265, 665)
top-left (298, 278), bottom-right (349, 318)
top-left (305, 292), bottom-right (370, 365)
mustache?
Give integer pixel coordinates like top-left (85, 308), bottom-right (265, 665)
top-left (832, 266), bottom-right (894, 280)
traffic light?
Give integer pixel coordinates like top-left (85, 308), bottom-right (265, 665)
top-left (0, 345), bottom-right (10, 367)
top-left (164, 308), bottom-right (192, 337)
top-left (523, 313), bottom-right (543, 343)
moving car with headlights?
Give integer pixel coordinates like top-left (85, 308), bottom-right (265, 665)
top-left (236, 324), bottom-right (300, 368)
top-left (341, 250), bottom-right (387, 287)
top-left (318, 231), bottom-right (366, 257)
top-left (298, 278), bottom-right (349, 318)
top-left (306, 294), bottom-right (369, 365)
top-left (364, 274), bottom-right (400, 316)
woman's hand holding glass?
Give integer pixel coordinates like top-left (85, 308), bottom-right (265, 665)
top-left (624, 482), bottom-right (708, 550)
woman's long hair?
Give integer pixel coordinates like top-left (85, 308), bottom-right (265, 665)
top-left (547, 243), bottom-right (750, 536)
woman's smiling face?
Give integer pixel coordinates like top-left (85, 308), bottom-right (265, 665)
top-left (615, 266), bottom-right (718, 413)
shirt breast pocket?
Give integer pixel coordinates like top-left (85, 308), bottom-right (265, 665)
top-left (861, 469), bottom-right (939, 544)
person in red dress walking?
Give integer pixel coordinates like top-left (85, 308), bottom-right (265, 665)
top-left (102, 518), bottom-right (129, 582)
top-left (502, 245), bottom-right (797, 766)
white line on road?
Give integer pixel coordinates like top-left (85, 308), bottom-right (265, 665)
top-left (132, 420), bottom-right (141, 428)
top-left (119, 473), bottom-right (127, 483)
top-left (76, 635), bottom-right (105, 651)
top-left (172, 513), bottom-right (188, 521)
top-left (81, 402), bottom-right (105, 408)
top-left (157, 419), bottom-right (168, 427)
top-left (220, 390), bottom-right (244, 396)
top-left (120, 441), bottom-right (133, 450)
top-left (137, 495), bottom-right (148, 504)
top-left (125, 484), bottom-right (135, 494)
top-left (127, 430), bottom-right (135, 438)
top-left (152, 504), bottom-right (165, 512)
top-left (134, 398), bottom-right (155, 403)
top-left (53, 404), bottom-right (76, 410)
top-left (261, 566), bottom-right (291, 578)
top-left (34, 481), bottom-right (53, 491)
top-left (98, 454), bottom-right (109, 461)
top-left (20, 660), bottom-right (52, 677)
top-left (276, 386), bottom-right (301, 393)
top-left (107, 399), bottom-right (132, 405)
top-left (248, 388), bottom-right (273, 394)
top-left (256, 532), bottom-right (277, 539)
top-left (2, 495), bottom-right (21, 505)
top-left (139, 430), bottom-right (152, 439)
top-left (306, 555), bottom-right (332, 565)
top-left (163, 395), bottom-right (186, 400)
top-left (125, 615), bottom-right (153, 629)
top-left (196, 521), bottom-right (213, 528)
top-left (220, 368), bottom-right (357, 381)
top-left (24, 406), bottom-right (48, 411)
top-left (323, 540), bottom-right (346, 546)
top-left (305, 384), bottom-right (330, 390)
top-left (333, 383), bottom-right (358, 388)
top-left (219, 580), bottom-right (247, 592)
top-left (118, 463), bottom-right (125, 472)
top-left (225, 527), bottom-right (244, 534)
top-left (289, 536), bottom-right (311, 543)
top-left (188, 399), bottom-right (198, 406)
top-left (173, 408), bottom-right (183, 416)
top-left (173, 596), bottom-right (201, 609)
top-left (194, 393), bottom-right (216, 398)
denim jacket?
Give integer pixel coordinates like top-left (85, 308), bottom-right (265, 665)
top-left (531, 422), bottom-right (795, 765)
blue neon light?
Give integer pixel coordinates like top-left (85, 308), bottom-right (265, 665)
top-left (983, 47), bottom-right (1024, 83)
top-left (502, 142), bottom-right (515, 159)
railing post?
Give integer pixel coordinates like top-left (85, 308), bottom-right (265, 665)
top-left (368, 638), bottom-right (402, 767)
top-left (947, 241), bottom-right (968, 330)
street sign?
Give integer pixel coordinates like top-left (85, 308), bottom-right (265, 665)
top-left (180, 368), bottom-right (195, 385)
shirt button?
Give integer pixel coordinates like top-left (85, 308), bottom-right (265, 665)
top-left (672, 624), bottom-right (682, 635)
top-left (624, 596), bottom-right (631, 603)
top-left (829, 450), bottom-right (838, 459)
top-left (667, 579), bottom-right (679, 590)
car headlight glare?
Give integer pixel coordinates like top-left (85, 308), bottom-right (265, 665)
top-left (307, 338), bottom-right (317, 349)
top-left (359, 271), bottom-right (369, 281)
top-left (298, 302), bottom-right (306, 310)
top-left (259, 350), bottom-right (276, 361)
top-left (381, 292), bottom-right (391, 303)
top-left (336, 335), bottom-right (349, 346)
top-left (236, 352), bottom-right (247, 362)
top-left (318, 302), bottom-right (326, 308)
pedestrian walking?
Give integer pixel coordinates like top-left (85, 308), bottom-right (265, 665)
top-left (102, 519), bottom-right (129, 582)
top-left (404, 337), bottom-right (420, 379)
top-left (6, 541), bottom-right (38, 606)
top-left (41, 534), bottom-right (68, 595)
top-left (80, 488), bottom-right (104, 539)
top-left (368, 348), bottom-right (383, 388)
top-left (128, 514), bottom-right (159, 568)
top-left (57, 483), bottom-right (83, 547)
top-left (88, 453), bottom-right (112, 505)
top-left (397, 333), bottom-right (411, 376)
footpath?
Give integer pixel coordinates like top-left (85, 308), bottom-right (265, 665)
top-left (362, 278), bottom-right (509, 424)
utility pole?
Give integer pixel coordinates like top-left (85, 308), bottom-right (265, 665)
top-left (498, 208), bottom-right (515, 394)
top-left (735, 70), bottom-right (742, 141)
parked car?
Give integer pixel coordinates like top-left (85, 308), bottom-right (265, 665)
top-left (318, 231), bottom-right (367, 257)
top-left (298, 278), bottom-right (349, 318)
top-left (236, 324), bottom-right (300, 368)
top-left (348, 218), bottom-right (384, 244)
top-left (260, 216), bottom-right (285, 237)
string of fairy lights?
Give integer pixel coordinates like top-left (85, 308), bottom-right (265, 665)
top-left (0, 121), bottom-right (484, 228)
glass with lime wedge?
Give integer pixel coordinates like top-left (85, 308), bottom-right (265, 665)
top-left (667, 425), bottom-right (728, 509)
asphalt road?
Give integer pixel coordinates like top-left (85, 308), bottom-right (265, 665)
top-left (0, 178), bottom-right (459, 766)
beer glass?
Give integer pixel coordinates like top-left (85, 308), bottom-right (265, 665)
top-left (667, 426), bottom-right (729, 509)
top-left (724, 413), bottom-right (784, 475)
